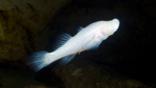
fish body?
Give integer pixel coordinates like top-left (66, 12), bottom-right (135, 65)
top-left (30, 18), bottom-right (120, 71)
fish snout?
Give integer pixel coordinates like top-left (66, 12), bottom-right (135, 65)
top-left (112, 18), bottom-right (120, 32)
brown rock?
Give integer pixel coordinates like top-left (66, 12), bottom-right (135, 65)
top-left (0, 0), bottom-right (70, 62)
top-left (56, 62), bottom-right (152, 88)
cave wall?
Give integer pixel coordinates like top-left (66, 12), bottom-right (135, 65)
top-left (0, 0), bottom-right (70, 62)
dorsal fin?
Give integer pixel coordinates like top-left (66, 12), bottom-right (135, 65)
top-left (78, 26), bottom-right (83, 32)
top-left (56, 33), bottom-right (72, 48)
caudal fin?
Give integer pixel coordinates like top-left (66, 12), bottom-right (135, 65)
top-left (29, 51), bottom-right (55, 71)
top-left (29, 50), bottom-right (75, 71)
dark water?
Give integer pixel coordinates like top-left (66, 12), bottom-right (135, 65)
top-left (0, 0), bottom-right (156, 88)
top-left (45, 0), bottom-right (156, 84)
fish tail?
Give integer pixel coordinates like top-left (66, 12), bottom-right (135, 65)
top-left (29, 51), bottom-right (57, 71)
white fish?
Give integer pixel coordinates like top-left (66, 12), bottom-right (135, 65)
top-left (30, 18), bottom-right (120, 71)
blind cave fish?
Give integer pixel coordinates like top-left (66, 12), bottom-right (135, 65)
top-left (30, 18), bottom-right (120, 71)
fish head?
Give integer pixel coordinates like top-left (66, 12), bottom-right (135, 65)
top-left (100, 18), bottom-right (120, 36)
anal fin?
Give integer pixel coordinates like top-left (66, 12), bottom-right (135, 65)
top-left (60, 54), bottom-right (76, 65)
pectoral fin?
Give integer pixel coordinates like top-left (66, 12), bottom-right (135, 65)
top-left (86, 35), bottom-right (102, 50)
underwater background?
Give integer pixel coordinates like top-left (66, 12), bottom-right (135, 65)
top-left (0, 0), bottom-right (155, 88)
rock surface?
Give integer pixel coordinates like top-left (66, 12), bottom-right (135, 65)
top-left (0, 62), bottom-right (153, 88)
top-left (0, 0), bottom-right (70, 62)
top-left (55, 62), bottom-right (152, 88)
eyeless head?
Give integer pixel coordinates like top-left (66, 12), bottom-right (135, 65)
top-left (101, 18), bottom-right (120, 36)
top-left (111, 18), bottom-right (120, 31)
